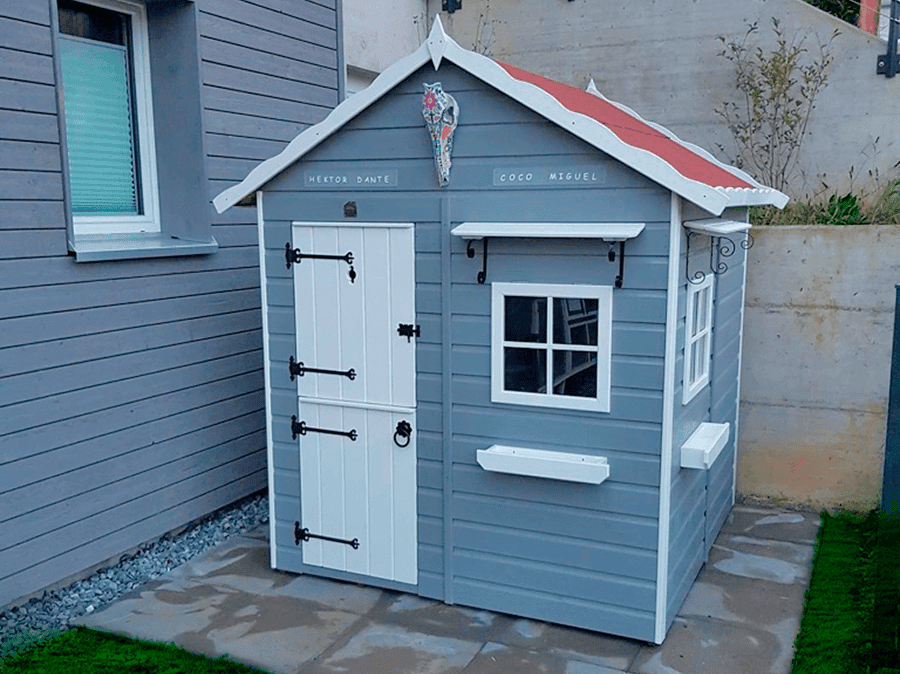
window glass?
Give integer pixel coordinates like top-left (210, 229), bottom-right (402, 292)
top-left (504, 347), bottom-right (546, 393)
top-left (553, 350), bottom-right (597, 397)
top-left (553, 298), bottom-right (598, 345)
top-left (504, 296), bottom-right (547, 343)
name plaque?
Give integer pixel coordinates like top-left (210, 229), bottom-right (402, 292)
top-left (305, 169), bottom-right (399, 187)
top-left (493, 166), bottom-right (606, 187)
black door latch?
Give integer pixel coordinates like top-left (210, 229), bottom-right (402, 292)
top-left (397, 324), bottom-right (420, 342)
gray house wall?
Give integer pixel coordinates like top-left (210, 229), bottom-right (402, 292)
top-left (0, 0), bottom-right (340, 609)
top-left (259, 63), bottom-right (675, 642)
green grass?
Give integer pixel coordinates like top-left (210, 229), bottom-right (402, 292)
top-left (791, 509), bottom-right (900, 674)
top-left (0, 627), bottom-right (271, 673)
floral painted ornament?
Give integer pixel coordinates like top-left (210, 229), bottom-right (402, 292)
top-left (422, 83), bottom-right (459, 187)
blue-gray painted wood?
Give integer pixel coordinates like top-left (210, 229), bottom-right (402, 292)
top-left (0, 0), bottom-right (340, 610)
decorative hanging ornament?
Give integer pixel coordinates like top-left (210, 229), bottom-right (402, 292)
top-left (422, 83), bottom-right (459, 187)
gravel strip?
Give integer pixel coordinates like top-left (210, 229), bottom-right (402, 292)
top-left (0, 491), bottom-right (269, 650)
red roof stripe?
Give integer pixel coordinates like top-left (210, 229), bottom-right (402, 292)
top-left (497, 62), bottom-right (753, 191)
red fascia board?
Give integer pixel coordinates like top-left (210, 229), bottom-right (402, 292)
top-left (498, 63), bottom-right (753, 190)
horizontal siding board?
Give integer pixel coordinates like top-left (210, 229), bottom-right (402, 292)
top-left (419, 543), bottom-right (443, 574)
top-left (200, 38), bottom-right (337, 91)
top-left (2, 426), bottom-right (265, 550)
top-left (453, 520), bottom-right (657, 581)
top-left (0, 78), bottom-right (57, 114)
top-left (0, 110), bottom-right (59, 145)
top-left (453, 492), bottom-right (658, 550)
top-left (201, 0), bottom-right (335, 43)
top-left (417, 430), bottom-right (442, 462)
top-left (453, 548), bottom-right (655, 611)
top-left (3, 0), bottom-right (51, 25)
top-left (0, 17), bottom-right (52, 55)
top-left (0, 228), bottom-right (66, 259)
top-left (452, 464), bottom-right (659, 518)
top-left (419, 514), bottom-right (442, 546)
top-left (198, 13), bottom-right (337, 67)
top-left (204, 109), bottom-right (308, 143)
top-left (0, 139), bottom-right (61, 171)
top-left (203, 62), bottom-right (336, 111)
top-left (0, 168), bottom-right (63, 200)
top-left (453, 577), bottom-right (655, 642)
top-left (418, 487), bottom-right (443, 519)
top-left (202, 89), bottom-right (330, 136)
top-left (262, 193), bottom-right (443, 223)
top-left (417, 459), bottom-right (442, 489)
top-left (0, 470), bottom-right (265, 608)
top-left (0, 200), bottom-right (64, 229)
top-left (0, 48), bottom-right (54, 86)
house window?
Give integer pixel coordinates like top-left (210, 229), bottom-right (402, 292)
top-left (58, 0), bottom-right (160, 235)
top-left (491, 283), bottom-right (612, 412)
top-left (683, 275), bottom-right (714, 403)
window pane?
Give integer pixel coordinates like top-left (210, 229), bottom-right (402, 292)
top-left (697, 287), bottom-right (709, 332)
top-left (59, 35), bottom-right (140, 216)
top-left (553, 298), bottom-right (598, 345)
top-left (553, 350), bottom-right (597, 398)
top-left (59, 0), bottom-right (127, 45)
top-left (504, 347), bottom-right (546, 393)
top-left (505, 296), bottom-right (547, 343)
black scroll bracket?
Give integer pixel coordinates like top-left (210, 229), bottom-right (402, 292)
top-left (295, 522), bottom-right (359, 549)
top-left (606, 240), bottom-right (626, 289)
top-left (291, 415), bottom-right (358, 441)
top-left (686, 230), bottom-right (754, 284)
top-left (466, 238), bottom-right (488, 284)
top-left (285, 243), bottom-right (357, 283)
top-left (289, 356), bottom-right (356, 381)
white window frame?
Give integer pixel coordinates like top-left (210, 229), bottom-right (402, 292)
top-left (682, 274), bottom-right (714, 404)
top-left (491, 282), bottom-right (612, 413)
top-left (60, 0), bottom-right (161, 235)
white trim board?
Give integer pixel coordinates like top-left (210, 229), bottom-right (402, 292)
top-left (476, 445), bottom-right (610, 484)
top-left (683, 219), bottom-right (751, 235)
top-left (451, 222), bottom-right (645, 240)
top-left (213, 18), bottom-right (788, 216)
top-left (680, 422), bottom-right (730, 470)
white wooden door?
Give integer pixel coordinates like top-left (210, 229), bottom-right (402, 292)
top-left (291, 222), bottom-right (417, 585)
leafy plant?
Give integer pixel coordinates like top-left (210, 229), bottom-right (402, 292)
top-left (820, 193), bottom-right (864, 225)
top-left (803, 0), bottom-right (859, 25)
top-left (749, 179), bottom-right (900, 225)
top-left (716, 19), bottom-right (838, 193)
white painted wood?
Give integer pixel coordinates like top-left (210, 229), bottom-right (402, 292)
top-left (476, 445), bottom-right (610, 484)
top-left (654, 193), bottom-right (682, 644)
top-left (682, 274), bottom-right (714, 405)
top-left (214, 18), bottom-right (787, 216)
top-left (490, 282), bottom-right (612, 412)
top-left (451, 222), bottom-right (645, 240)
top-left (680, 422), bottom-right (730, 470)
top-left (292, 223), bottom-right (417, 584)
top-left (683, 219), bottom-right (751, 235)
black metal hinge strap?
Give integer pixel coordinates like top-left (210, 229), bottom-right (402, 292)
top-left (397, 323), bottom-right (420, 342)
top-left (289, 356), bottom-right (356, 381)
top-left (291, 415), bottom-right (358, 441)
top-left (285, 243), bottom-right (357, 282)
top-left (295, 522), bottom-right (359, 549)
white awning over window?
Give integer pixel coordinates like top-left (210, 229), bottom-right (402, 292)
top-left (683, 219), bottom-right (750, 235)
top-left (450, 222), bottom-right (645, 241)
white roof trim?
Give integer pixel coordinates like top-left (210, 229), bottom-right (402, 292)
top-left (214, 17), bottom-right (788, 215)
top-left (451, 222), bottom-right (645, 240)
top-left (683, 218), bottom-right (751, 235)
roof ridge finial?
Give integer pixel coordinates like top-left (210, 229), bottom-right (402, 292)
top-left (585, 78), bottom-right (601, 97)
top-left (427, 15), bottom-right (449, 69)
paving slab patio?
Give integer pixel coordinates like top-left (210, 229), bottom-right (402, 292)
top-left (77, 505), bottom-right (820, 674)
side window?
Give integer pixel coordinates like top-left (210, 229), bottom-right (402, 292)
top-left (491, 283), bottom-right (612, 412)
top-left (58, 0), bottom-right (159, 234)
top-left (683, 274), bottom-right (714, 404)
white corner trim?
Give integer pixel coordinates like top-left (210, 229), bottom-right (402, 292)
top-left (476, 445), bottom-right (610, 484)
top-left (654, 193), bottom-right (682, 644)
top-left (680, 422), bottom-right (730, 470)
top-left (451, 222), bottom-right (645, 240)
top-left (683, 218), bottom-right (751, 235)
top-left (426, 15), bottom-right (449, 69)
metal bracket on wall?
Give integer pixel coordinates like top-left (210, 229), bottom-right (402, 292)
top-left (289, 356), bottom-right (356, 381)
top-left (285, 243), bottom-right (357, 283)
top-left (442, 0), bottom-right (461, 13)
top-left (606, 240), bottom-right (626, 288)
top-left (877, 0), bottom-right (899, 77)
top-left (685, 230), bottom-right (753, 284)
top-left (291, 415), bottom-right (358, 441)
top-left (295, 521), bottom-right (360, 549)
top-left (466, 238), bottom-right (488, 284)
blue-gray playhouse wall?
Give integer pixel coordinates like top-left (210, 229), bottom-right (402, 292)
top-left (261, 62), bottom-right (679, 641)
top-left (0, 0), bottom-right (340, 609)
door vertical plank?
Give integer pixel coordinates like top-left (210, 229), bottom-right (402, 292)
top-left (367, 409), bottom-right (394, 579)
top-left (319, 404), bottom-right (347, 570)
top-left (363, 228), bottom-right (392, 405)
top-left (313, 228), bottom-right (342, 402)
top-left (390, 227), bottom-right (416, 408)
top-left (299, 401), bottom-right (323, 566)
top-left (392, 411), bottom-right (418, 584)
top-left (338, 226), bottom-right (365, 403)
top-left (343, 406), bottom-right (369, 576)
top-left (293, 227), bottom-right (318, 400)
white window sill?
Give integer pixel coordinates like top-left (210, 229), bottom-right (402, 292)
top-left (69, 233), bottom-right (218, 262)
top-left (680, 422), bottom-right (730, 469)
top-left (476, 444), bottom-right (610, 484)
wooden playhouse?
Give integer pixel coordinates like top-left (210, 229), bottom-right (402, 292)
top-left (214, 18), bottom-right (787, 644)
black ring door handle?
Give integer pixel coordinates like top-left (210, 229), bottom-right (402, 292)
top-left (394, 420), bottom-right (412, 447)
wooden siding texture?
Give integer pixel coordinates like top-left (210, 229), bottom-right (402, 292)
top-left (262, 63), bottom-right (667, 641)
top-left (0, 0), bottom-right (339, 609)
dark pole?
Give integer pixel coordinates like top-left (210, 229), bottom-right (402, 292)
top-left (883, 284), bottom-right (900, 509)
top-left (878, 0), bottom-right (900, 76)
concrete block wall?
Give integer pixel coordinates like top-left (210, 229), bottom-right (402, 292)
top-left (740, 225), bottom-right (900, 509)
